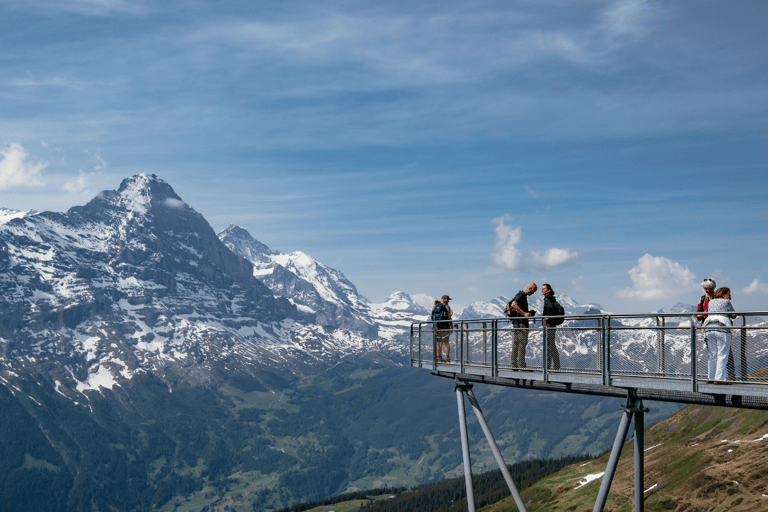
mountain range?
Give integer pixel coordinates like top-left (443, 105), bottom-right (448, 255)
top-left (0, 174), bottom-right (699, 511)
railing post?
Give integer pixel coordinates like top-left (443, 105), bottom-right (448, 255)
top-left (483, 322), bottom-right (488, 364)
top-left (491, 320), bottom-right (498, 377)
top-left (741, 316), bottom-right (748, 381)
top-left (659, 317), bottom-right (666, 375)
top-left (602, 317), bottom-right (611, 387)
top-left (690, 317), bottom-right (697, 391)
top-left (543, 324), bottom-right (549, 381)
top-left (460, 322), bottom-right (465, 373)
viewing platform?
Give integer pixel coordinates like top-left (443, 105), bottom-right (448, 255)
top-left (411, 311), bottom-right (768, 511)
top-left (410, 311), bottom-right (768, 409)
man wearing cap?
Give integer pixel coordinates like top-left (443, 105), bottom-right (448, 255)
top-left (508, 283), bottom-right (537, 369)
top-left (432, 295), bottom-right (453, 362)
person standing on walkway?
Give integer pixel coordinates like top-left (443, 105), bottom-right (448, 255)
top-left (703, 287), bottom-right (736, 382)
top-left (696, 278), bottom-right (735, 379)
top-left (507, 283), bottom-right (537, 369)
top-left (432, 295), bottom-right (453, 362)
top-left (542, 284), bottom-right (560, 371)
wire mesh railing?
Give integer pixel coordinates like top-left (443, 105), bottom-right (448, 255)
top-left (411, 312), bottom-right (768, 396)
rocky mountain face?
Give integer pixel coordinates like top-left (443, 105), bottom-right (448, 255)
top-left (0, 174), bottom-right (308, 392)
top-left (0, 175), bottom-right (414, 399)
top-left (219, 225), bottom-right (378, 337)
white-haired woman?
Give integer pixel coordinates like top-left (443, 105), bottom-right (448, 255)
top-left (703, 287), bottom-right (736, 383)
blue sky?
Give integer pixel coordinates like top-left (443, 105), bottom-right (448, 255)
top-left (1, 0), bottom-right (767, 313)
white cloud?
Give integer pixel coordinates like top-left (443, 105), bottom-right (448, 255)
top-left (529, 247), bottom-right (580, 270)
top-left (617, 254), bottom-right (697, 301)
top-left (93, 152), bottom-right (107, 171)
top-left (0, 143), bottom-right (46, 189)
top-left (162, 198), bottom-right (187, 210)
top-left (742, 279), bottom-right (768, 295)
top-left (491, 214), bottom-right (523, 270)
top-left (491, 214), bottom-right (579, 271)
top-left (63, 170), bottom-right (87, 193)
top-left (411, 293), bottom-right (436, 310)
top-left (601, 0), bottom-right (655, 40)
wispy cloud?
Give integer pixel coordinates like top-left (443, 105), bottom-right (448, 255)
top-left (17, 0), bottom-right (148, 16)
top-left (617, 254), bottom-right (697, 301)
top-left (0, 144), bottom-right (46, 189)
top-left (491, 214), bottom-right (580, 272)
top-left (742, 279), bottom-right (768, 295)
top-left (63, 170), bottom-right (87, 193)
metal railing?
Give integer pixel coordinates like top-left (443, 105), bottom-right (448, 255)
top-left (410, 311), bottom-right (768, 398)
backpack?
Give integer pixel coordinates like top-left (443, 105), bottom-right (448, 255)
top-left (505, 300), bottom-right (517, 318)
top-left (550, 300), bottom-right (565, 326)
top-left (431, 303), bottom-right (448, 322)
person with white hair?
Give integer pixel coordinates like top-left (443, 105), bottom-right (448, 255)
top-left (695, 278), bottom-right (716, 324)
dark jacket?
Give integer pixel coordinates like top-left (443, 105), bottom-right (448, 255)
top-left (543, 293), bottom-right (559, 327)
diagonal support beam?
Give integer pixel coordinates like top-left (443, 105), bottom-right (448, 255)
top-left (465, 385), bottom-right (527, 512)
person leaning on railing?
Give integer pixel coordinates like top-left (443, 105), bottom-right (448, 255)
top-left (702, 287), bottom-right (737, 383)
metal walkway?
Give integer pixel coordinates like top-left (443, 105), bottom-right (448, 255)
top-left (410, 311), bottom-right (768, 512)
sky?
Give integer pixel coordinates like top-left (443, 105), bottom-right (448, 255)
top-left (1, 0), bottom-right (767, 314)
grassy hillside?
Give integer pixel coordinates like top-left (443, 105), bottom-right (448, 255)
top-left (482, 404), bottom-right (768, 512)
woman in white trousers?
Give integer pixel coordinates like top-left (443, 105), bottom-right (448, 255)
top-left (703, 287), bottom-right (736, 383)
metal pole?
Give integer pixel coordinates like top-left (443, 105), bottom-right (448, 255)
top-left (634, 398), bottom-right (648, 512)
top-left (456, 382), bottom-right (476, 512)
top-left (465, 386), bottom-right (527, 512)
top-left (593, 397), bottom-right (634, 512)
top-left (492, 320), bottom-right (498, 377)
top-left (741, 316), bottom-right (747, 381)
top-left (690, 318), bottom-right (697, 391)
top-left (543, 324), bottom-right (549, 381)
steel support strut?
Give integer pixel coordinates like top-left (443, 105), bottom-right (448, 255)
top-left (465, 385), bottom-right (528, 512)
top-left (455, 381), bottom-right (476, 512)
top-left (455, 379), bottom-right (528, 512)
top-left (593, 390), bottom-right (649, 512)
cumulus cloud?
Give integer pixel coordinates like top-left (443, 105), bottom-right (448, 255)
top-left (491, 214), bottom-right (579, 271)
top-left (742, 279), bottom-right (768, 295)
top-left (0, 143), bottom-right (46, 189)
top-left (617, 254), bottom-right (697, 301)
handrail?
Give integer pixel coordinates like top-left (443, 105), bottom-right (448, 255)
top-left (410, 311), bottom-right (768, 399)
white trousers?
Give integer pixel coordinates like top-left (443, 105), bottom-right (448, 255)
top-left (706, 329), bottom-right (731, 381)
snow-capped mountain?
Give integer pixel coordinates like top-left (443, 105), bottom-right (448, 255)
top-left (0, 174), bottom-right (401, 397)
top-left (0, 207), bottom-right (32, 224)
top-left (219, 225), bottom-right (378, 337)
top-left (369, 291), bottom-right (429, 341)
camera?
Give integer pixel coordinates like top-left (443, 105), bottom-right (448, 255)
top-left (529, 309), bottom-right (537, 317)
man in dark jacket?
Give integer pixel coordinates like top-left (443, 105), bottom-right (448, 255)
top-left (542, 283), bottom-right (560, 370)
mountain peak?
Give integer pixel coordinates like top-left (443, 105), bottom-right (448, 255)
top-left (113, 173), bottom-right (184, 214)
